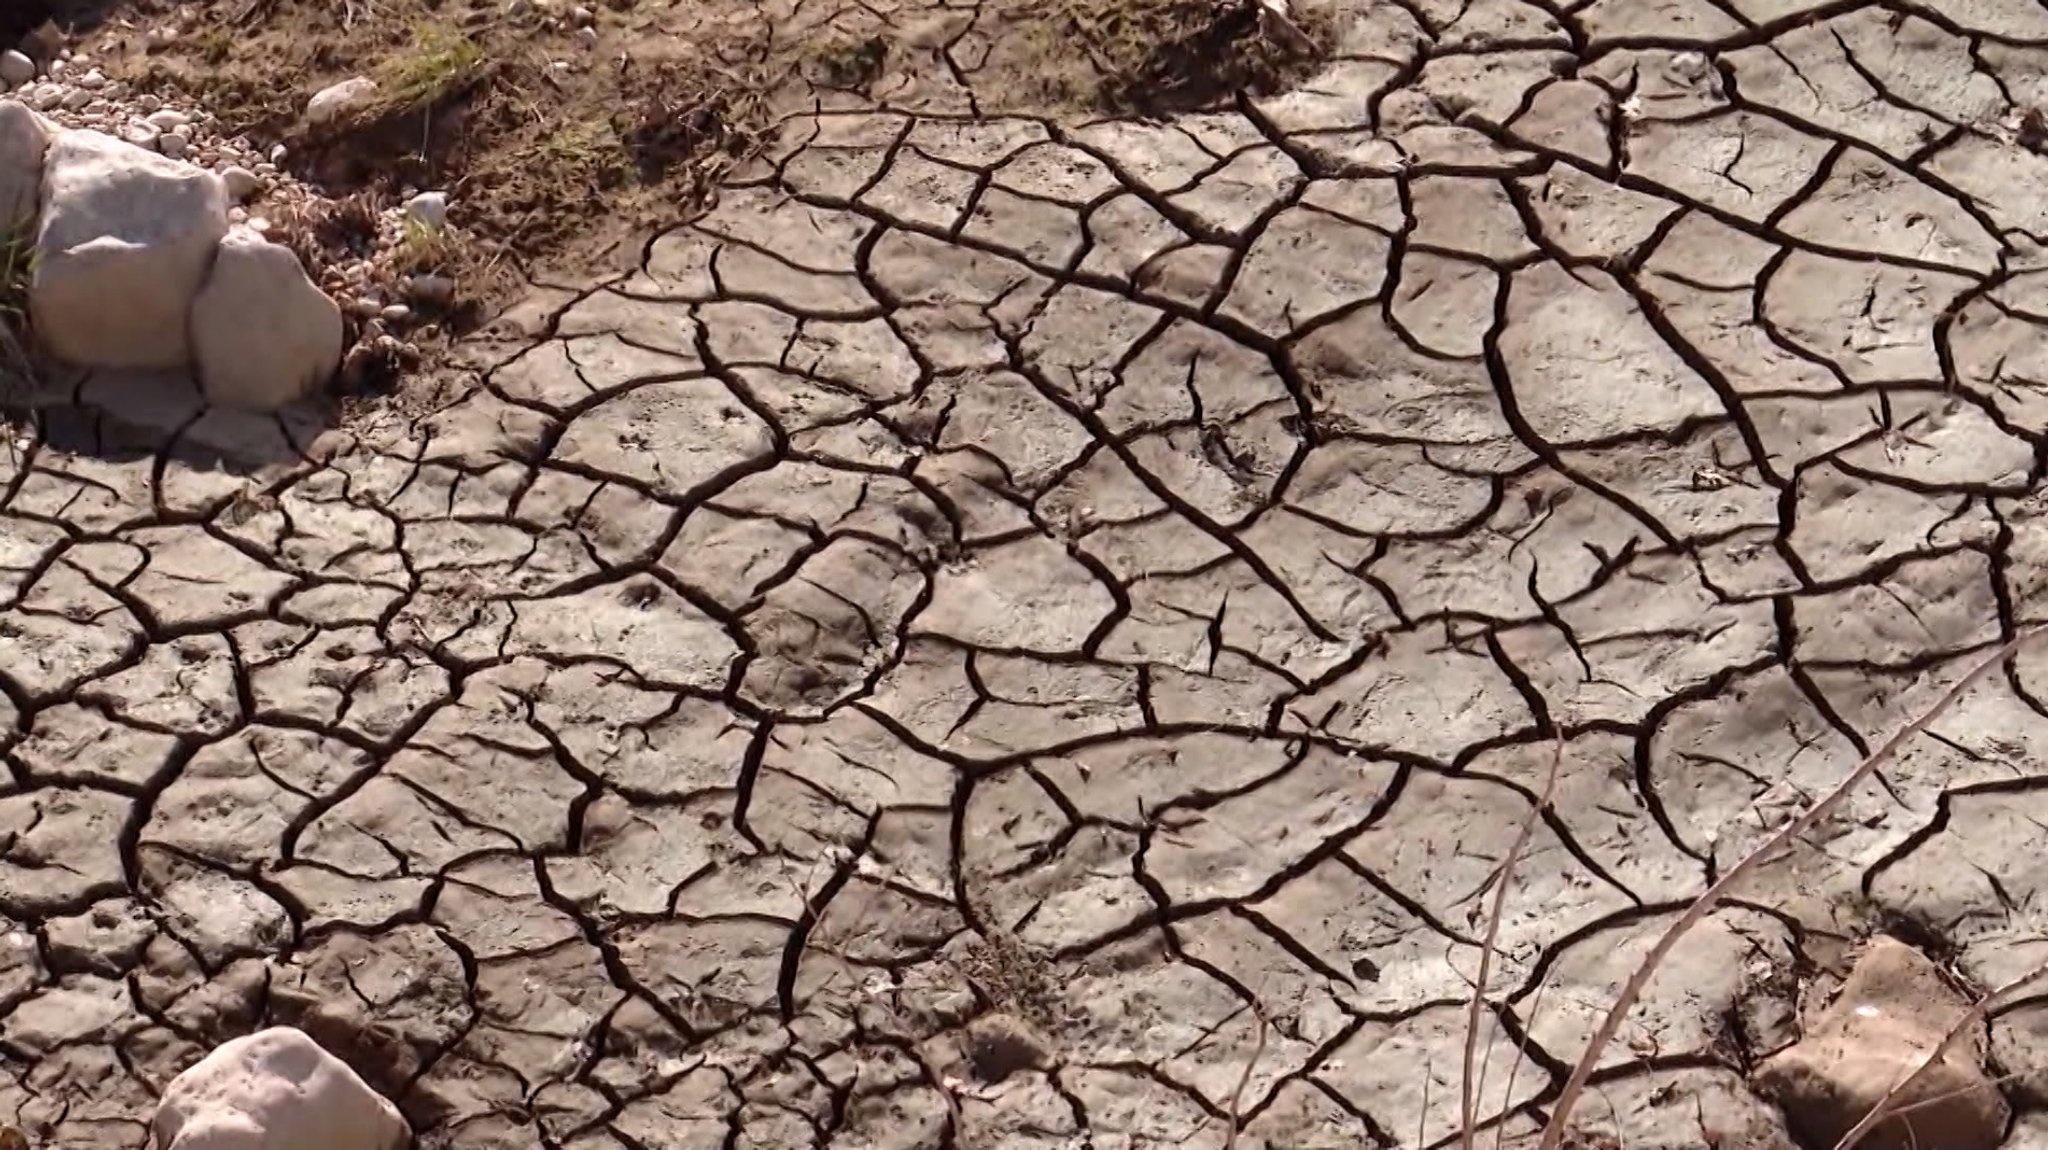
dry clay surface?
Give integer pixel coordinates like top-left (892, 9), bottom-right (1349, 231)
top-left (18, 0), bottom-right (2048, 1146)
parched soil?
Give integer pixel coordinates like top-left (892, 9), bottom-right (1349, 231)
top-left (19, 2), bottom-right (2048, 1150)
top-left (32, 0), bottom-right (1327, 321)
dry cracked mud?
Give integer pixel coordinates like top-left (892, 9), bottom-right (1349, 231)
top-left (18, 0), bottom-right (2048, 1148)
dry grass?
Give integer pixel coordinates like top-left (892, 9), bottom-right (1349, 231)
top-left (988, 0), bottom-right (1330, 114)
top-left (99, 0), bottom-right (1328, 330)
top-left (807, 32), bottom-right (888, 90)
top-left (104, 4), bottom-right (770, 321)
top-left (1826, 964), bottom-right (2048, 1150)
top-left (0, 216), bottom-right (40, 395)
top-left (1534, 628), bottom-right (2048, 1149)
top-left (1199, 630), bottom-right (2048, 1150)
top-left (368, 22), bottom-right (487, 115)
top-left (1462, 736), bottom-right (1563, 1150)
top-left (1433, 628), bottom-right (2048, 1150)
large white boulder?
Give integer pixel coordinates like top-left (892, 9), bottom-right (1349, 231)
top-left (31, 128), bottom-right (227, 369)
top-left (0, 100), bottom-right (50, 233)
top-left (190, 225), bottom-right (344, 410)
top-left (153, 1027), bottom-right (410, 1150)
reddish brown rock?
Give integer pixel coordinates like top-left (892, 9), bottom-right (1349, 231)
top-left (1753, 937), bottom-right (2007, 1150)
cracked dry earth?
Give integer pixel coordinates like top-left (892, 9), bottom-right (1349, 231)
top-left (32, 0), bottom-right (2048, 1147)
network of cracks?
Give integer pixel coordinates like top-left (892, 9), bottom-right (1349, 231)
top-left (10, 0), bottom-right (2048, 1146)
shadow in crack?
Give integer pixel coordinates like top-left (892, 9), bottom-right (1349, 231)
top-left (2, 363), bottom-right (334, 472)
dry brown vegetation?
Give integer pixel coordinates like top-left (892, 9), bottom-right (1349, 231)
top-left (1459, 630), bottom-right (2048, 1150)
top-left (22, 0), bottom-right (1324, 325)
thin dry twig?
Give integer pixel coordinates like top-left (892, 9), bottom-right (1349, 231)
top-left (1464, 734), bottom-right (1566, 1150)
top-left (1537, 626), bottom-right (2048, 1150)
top-left (1493, 970), bottom-right (1557, 1150)
top-left (1221, 1006), bottom-right (1269, 1150)
top-left (1421, 1057), bottom-right (1434, 1150)
top-left (1828, 961), bottom-right (2048, 1150)
top-left (1884, 1067), bottom-right (2029, 1122)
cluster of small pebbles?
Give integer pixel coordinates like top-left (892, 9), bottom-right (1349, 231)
top-left (503, 0), bottom-right (603, 44)
top-left (0, 38), bottom-right (460, 387)
top-left (4, 45), bottom-right (285, 201)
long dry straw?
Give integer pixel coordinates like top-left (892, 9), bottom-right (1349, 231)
top-left (1826, 961), bottom-right (2048, 1150)
top-left (1462, 736), bottom-right (1565, 1150)
top-left (1536, 627), bottom-right (2048, 1150)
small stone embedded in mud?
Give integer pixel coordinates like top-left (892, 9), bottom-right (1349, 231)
top-left (965, 1012), bottom-right (1053, 1083)
top-left (220, 165), bottom-right (259, 200)
top-left (409, 272), bottom-right (457, 305)
top-left (1752, 937), bottom-right (2008, 1150)
top-left (404, 190), bottom-right (449, 230)
top-left (305, 76), bottom-right (378, 125)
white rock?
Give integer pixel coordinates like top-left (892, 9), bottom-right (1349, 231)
top-left (119, 121), bottom-right (160, 149)
top-left (60, 89), bottom-right (91, 111)
top-left (379, 304), bottom-right (411, 324)
top-left (0, 100), bottom-right (51, 232)
top-left (305, 76), bottom-right (378, 125)
top-left (32, 128), bottom-right (229, 369)
top-left (0, 52), bottom-right (32, 87)
top-left (145, 109), bottom-right (190, 131)
top-left (158, 131), bottom-right (190, 158)
top-left (76, 69), bottom-right (105, 90)
top-left (402, 190), bottom-right (447, 230)
top-left (24, 83), bottom-right (59, 112)
top-left (220, 165), bottom-right (260, 201)
top-left (191, 225), bottom-right (345, 411)
top-left (153, 1027), bottom-right (409, 1150)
